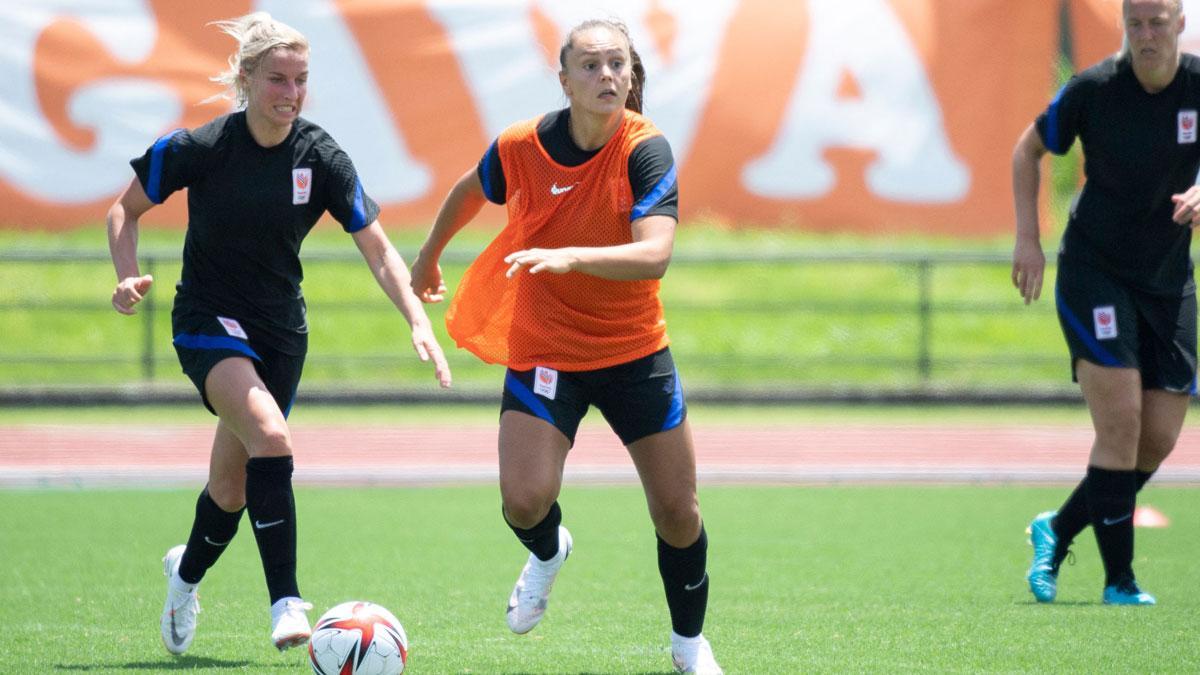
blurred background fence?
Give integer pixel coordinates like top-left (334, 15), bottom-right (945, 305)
top-left (0, 247), bottom-right (1075, 406)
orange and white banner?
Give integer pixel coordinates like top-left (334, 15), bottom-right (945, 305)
top-left (2, 1), bottom-right (1081, 235)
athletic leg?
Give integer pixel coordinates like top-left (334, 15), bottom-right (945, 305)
top-left (499, 410), bottom-right (573, 634)
top-left (204, 357), bottom-right (312, 646)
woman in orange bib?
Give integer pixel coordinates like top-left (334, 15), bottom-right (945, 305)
top-left (412, 18), bottom-right (720, 674)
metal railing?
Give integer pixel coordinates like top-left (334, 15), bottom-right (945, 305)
top-left (0, 249), bottom-right (1071, 404)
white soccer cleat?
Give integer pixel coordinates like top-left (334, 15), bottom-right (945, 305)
top-left (671, 632), bottom-right (723, 674)
top-left (506, 526), bottom-right (572, 634)
top-left (160, 544), bottom-right (200, 655)
top-left (270, 597), bottom-right (313, 651)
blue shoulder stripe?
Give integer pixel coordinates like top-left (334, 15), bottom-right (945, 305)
top-left (146, 129), bottom-right (185, 204)
top-left (631, 163), bottom-right (677, 221)
top-left (480, 140), bottom-right (500, 203)
top-left (1044, 84), bottom-right (1067, 155)
top-left (348, 178), bottom-right (368, 233)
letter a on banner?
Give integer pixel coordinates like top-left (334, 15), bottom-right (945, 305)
top-left (743, 0), bottom-right (968, 203)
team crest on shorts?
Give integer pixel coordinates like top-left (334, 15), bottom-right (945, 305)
top-left (533, 366), bottom-right (558, 399)
top-left (217, 316), bottom-right (248, 339)
top-left (292, 168), bottom-right (312, 204)
top-left (1179, 110), bottom-right (1197, 144)
top-left (1093, 305), bottom-right (1118, 340)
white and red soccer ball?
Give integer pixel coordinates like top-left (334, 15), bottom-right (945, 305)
top-left (308, 601), bottom-right (408, 675)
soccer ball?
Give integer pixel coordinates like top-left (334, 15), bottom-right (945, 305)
top-left (308, 601), bottom-right (408, 675)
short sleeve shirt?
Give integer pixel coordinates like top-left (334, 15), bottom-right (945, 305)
top-left (130, 112), bottom-right (379, 352)
top-left (1036, 53), bottom-right (1200, 296)
top-left (476, 108), bottom-right (679, 221)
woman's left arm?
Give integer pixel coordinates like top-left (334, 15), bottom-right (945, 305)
top-left (503, 214), bottom-right (676, 281)
top-left (352, 221), bottom-right (452, 387)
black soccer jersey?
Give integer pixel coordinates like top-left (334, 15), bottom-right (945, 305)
top-left (1037, 53), bottom-right (1200, 296)
top-left (131, 112), bottom-right (379, 353)
top-left (476, 108), bottom-right (679, 221)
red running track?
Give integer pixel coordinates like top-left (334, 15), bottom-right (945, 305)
top-left (4, 422), bottom-right (1200, 488)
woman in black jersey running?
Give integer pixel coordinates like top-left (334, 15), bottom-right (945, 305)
top-left (1013, 0), bottom-right (1200, 607)
top-left (106, 12), bottom-right (450, 656)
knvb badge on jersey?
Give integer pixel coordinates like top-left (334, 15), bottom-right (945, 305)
top-left (292, 167), bottom-right (312, 204)
top-left (1179, 110), bottom-right (1197, 144)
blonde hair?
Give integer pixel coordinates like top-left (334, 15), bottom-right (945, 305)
top-left (207, 12), bottom-right (309, 107)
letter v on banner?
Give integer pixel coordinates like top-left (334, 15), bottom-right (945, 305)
top-left (742, 0), bottom-right (969, 203)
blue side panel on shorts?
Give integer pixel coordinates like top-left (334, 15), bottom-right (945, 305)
top-left (282, 382), bottom-right (299, 419)
top-left (146, 129), bottom-right (184, 204)
top-left (504, 371), bottom-right (556, 426)
top-left (173, 333), bottom-right (262, 361)
top-left (661, 366), bottom-right (685, 432)
top-left (631, 163), bottom-right (677, 221)
top-left (1055, 287), bottom-right (1121, 366)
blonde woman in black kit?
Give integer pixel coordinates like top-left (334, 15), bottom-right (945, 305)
top-left (1013, 0), bottom-right (1199, 606)
top-left (107, 12), bottom-right (450, 655)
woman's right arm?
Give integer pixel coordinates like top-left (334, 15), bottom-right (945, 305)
top-left (1011, 122), bottom-right (1049, 305)
top-left (411, 168), bottom-right (488, 303)
top-left (107, 177), bottom-right (157, 315)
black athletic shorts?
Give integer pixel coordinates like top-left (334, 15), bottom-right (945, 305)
top-left (171, 307), bottom-right (307, 417)
top-left (500, 347), bottom-right (687, 446)
top-left (1055, 258), bottom-right (1197, 393)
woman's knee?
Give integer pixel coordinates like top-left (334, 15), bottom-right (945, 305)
top-left (650, 496), bottom-right (701, 543)
top-left (501, 490), bottom-right (555, 528)
top-left (206, 479), bottom-right (246, 511)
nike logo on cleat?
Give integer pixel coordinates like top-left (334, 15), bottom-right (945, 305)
top-left (254, 519), bottom-right (286, 530)
top-left (684, 573), bottom-right (708, 592)
top-left (1102, 513), bottom-right (1133, 526)
top-left (169, 611), bottom-right (185, 646)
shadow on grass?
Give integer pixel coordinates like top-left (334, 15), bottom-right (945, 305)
top-left (54, 655), bottom-right (255, 671)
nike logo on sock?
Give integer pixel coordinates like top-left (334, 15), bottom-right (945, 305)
top-left (1102, 513), bottom-right (1133, 526)
top-left (203, 536), bottom-right (232, 546)
top-left (684, 573), bottom-right (708, 592)
top-left (255, 519), bottom-right (286, 530)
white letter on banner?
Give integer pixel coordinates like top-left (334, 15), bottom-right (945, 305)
top-left (426, 0), bottom-right (737, 161)
top-left (259, 0), bottom-right (431, 201)
top-left (743, 0), bottom-right (969, 202)
top-left (0, 1), bottom-right (179, 203)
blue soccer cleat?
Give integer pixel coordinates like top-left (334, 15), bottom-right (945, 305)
top-left (1103, 578), bottom-right (1156, 606)
top-left (1026, 511), bottom-right (1059, 603)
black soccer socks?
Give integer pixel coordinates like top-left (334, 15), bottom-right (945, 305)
top-left (1052, 468), bottom-right (1154, 571)
top-left (1085, 465), bottom-right (1137, 586)
top-left (505, 501), bottom-right (563, 561)
top-left (177, 487), bottom-right (244, 584)
top-left (245, 455), bottom-right (299, 603)
top-left (658, 525), bottom-right (708, 638)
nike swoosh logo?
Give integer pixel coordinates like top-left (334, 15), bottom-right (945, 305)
top-left (550, 182), bottom-right (576, 195)
top-left (683, 573), bottom-right (708, 592)
top-left (204, 536), bottom-right (232, 546)
top-left (255, 519), bottom-right (286, 530)
top-left (1102, 513), bottom-right (1133, 526)
top-left (169, 611), bottom-right (185, 646)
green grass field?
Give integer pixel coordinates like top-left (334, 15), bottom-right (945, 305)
top-left (2, 485), bottom-right (1197, 673)
top-left (0, 225), bottom-right (1072, 393)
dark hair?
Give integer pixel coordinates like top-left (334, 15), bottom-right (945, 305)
top-left (558, 19), bottom-right (645, 114)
